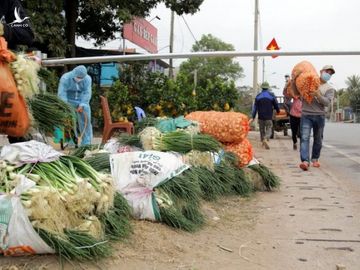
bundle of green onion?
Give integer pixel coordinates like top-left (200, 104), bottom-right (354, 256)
top-left (0, 156), bottom-right (132, 260)
top-left (248, 163), bottom-right (281, 191)
top-left (27, 93), bottom-right (76, 134)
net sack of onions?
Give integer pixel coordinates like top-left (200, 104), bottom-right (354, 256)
top-left (185, 111), bottom-right (250, 143)
top-left (223, 138), bottom-right (253, 167)
top-left (291, 61), bottom-right (320, 103)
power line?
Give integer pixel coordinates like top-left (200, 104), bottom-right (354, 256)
top-left (181, 15), bottom-right (198, 43)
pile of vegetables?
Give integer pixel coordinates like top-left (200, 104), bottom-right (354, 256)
top-left (8, 51), bottom-right (76, 138)
top-left (79, 121), bottom-right (279, 232)
top-left (185, 111), bottom-right (253, 167)
top-left (185, 111), bottom-right (250, 143)
top-left (0, 155), bottom-right (132, 261)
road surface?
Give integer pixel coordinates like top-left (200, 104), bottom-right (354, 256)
top-left (322, 122), bottom-right (360, 184)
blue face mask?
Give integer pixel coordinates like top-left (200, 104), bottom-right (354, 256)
top-left (321, 72), bottom-right (331, 82)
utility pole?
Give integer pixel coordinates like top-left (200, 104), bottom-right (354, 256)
top-left (169, 10), bottom-right (175, 79)
top-left (252, 0), bottom-right (259, 99)
top-left (262, 57), bottom-right (265, 83)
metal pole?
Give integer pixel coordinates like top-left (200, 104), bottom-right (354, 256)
top-left (123, 38), bottom-right (126, 55)
top-left (169, 10), bottom-right (175, 78)
top-left (42, 50), bottom-right (360, 66)
top-left (252, 0), bottom-right (259, 99)
top-left (262, 57), bottom-right (265, 83)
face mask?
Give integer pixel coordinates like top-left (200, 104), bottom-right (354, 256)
top-left (321, 72), bottom-right (331, 82)
top-left (74, 77), bottom-right (83, 83)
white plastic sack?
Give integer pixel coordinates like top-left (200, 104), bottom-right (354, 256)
top-left (0, 176), bottom-right (55, 255)
top-left (110, 151), bottom-right (189, 220)
top-left (103, 138), bottom-right (141, 154)
top-left (0, 140), bottom-right (63, 165)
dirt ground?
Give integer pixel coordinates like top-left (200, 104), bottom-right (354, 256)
top-left (1, 132), bottom-right (359, 270)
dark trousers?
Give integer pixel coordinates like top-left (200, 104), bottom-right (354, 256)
top-left (290, 115), bottom-right (301, 144)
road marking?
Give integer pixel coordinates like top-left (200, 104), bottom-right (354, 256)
top-left (323, 143), bottom-right (360, 165)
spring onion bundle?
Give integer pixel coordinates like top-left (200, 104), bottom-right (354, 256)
top-left (117, 133), bottom-right (142, 148)
top-left (100, 192), bottom-right (133, 240)
top-left (183, 150), bottom-right (214, 171)
top-left (70, 144), bottom-right (102, 158)
top-left (0, 155), bottom-right (132, 260)
top-left (84, 153), bottom-right (111, 172)
top-left (248, 163), bottom-right (280, 191)
top-left (154, 131), bottom-right (222, 153)
top-left (134, 117), bottom-right (159, 133)
top-left (28, 93), bottom-right (76, 134)
top-left (152, 169), bottom-right (205, 231)
top-left (10, 54), bottom-right (40, 99)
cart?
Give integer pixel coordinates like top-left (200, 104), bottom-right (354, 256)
top-left (271, 96), bottom-right (290, 138)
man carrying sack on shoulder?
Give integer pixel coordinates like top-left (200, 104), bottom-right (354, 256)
top-left (299, 65), bottom-right (336, 171)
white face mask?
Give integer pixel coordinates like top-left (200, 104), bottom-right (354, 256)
top-left (74, 77), bottom-right (83, 83)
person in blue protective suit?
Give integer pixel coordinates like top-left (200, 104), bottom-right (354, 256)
top-left (134, 106), bottom-right (146, 121)
top-left (57, 65), bottom-right (93, 146)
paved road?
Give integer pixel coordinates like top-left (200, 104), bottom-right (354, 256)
top-left (322, 122), bottom-right (360, 184)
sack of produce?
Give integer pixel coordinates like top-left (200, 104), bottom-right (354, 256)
top-left (224, 138), bottom-right (253, 167)
top-left (185, 111), bottom-right (249, 143)
top-left (0, 37), bottom-right (30, 137)
top-left (110, 151), bottom-right (189, 220)
top-left (291, 61), bottom-right (320, 103)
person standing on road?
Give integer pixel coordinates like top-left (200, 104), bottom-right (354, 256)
top-left (283, 74), bottom-right (292, 115)
top-left (249, 81), bottom-right (280, 150)
top-left (289, 96), bottom-right (302, 150)
top-left (299, 65), bottom-right (336, 170)
top-left (58, 65), bottom-right (93, 146)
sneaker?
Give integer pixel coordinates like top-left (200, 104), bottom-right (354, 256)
top-left (293, 144), bottom-right (297, 150)
top-left (299, 161), bottom-right (309, 171)
top-left (312, 161), bottom-right (320, 168)
top-left (262, 140), bottom-right (270, 150)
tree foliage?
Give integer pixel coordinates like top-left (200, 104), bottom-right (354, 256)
top-left (23, 0), bottom-right (204, 57)
top-left (178, 34), bottom-right (244, 85)
top-left (345, 75), bottom-right (360, 111)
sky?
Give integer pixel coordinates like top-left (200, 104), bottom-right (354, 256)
top-left (78, 0), bottom-right (360, 95)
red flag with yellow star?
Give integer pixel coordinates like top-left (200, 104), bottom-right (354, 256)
top-left (266, 38), bottom-right (280, 58)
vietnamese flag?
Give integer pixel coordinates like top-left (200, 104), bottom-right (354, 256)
top-left (266, 38), bottom-right (280, 58)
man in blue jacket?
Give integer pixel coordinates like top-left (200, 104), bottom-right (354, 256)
top-left (58, 65), bottom-right (93, 146)
top-left (249, 81), bottom-right (280, 149)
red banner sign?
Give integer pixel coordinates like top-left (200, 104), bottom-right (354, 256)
top-left (123, 17), bottom-right (158, 53)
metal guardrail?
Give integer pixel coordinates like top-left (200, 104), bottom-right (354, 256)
top-left (41, 50), bottom-right (360, 66)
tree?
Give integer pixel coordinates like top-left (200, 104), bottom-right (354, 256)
top-left (177, 34), bottom-right (244, 111)
top-left (178, 34), bottom-right (244, 85)
top-left (23, 0), bottom-right (66, 56)
top-left (345, 75), bottom-right (360, 111)
top-left (23, 0), bottom-right (204, 57)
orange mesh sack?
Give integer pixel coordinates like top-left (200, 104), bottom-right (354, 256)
top-left (0, 37), bottom-right (30, 137)
top-left (291, 61), bottom-right (320, 103)
top-left (224, 138), bottom-right (253, 167)
top-left (185, 111), bottom-right (250, 143)
top-left (285, 80), bottom-right (300, 98)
